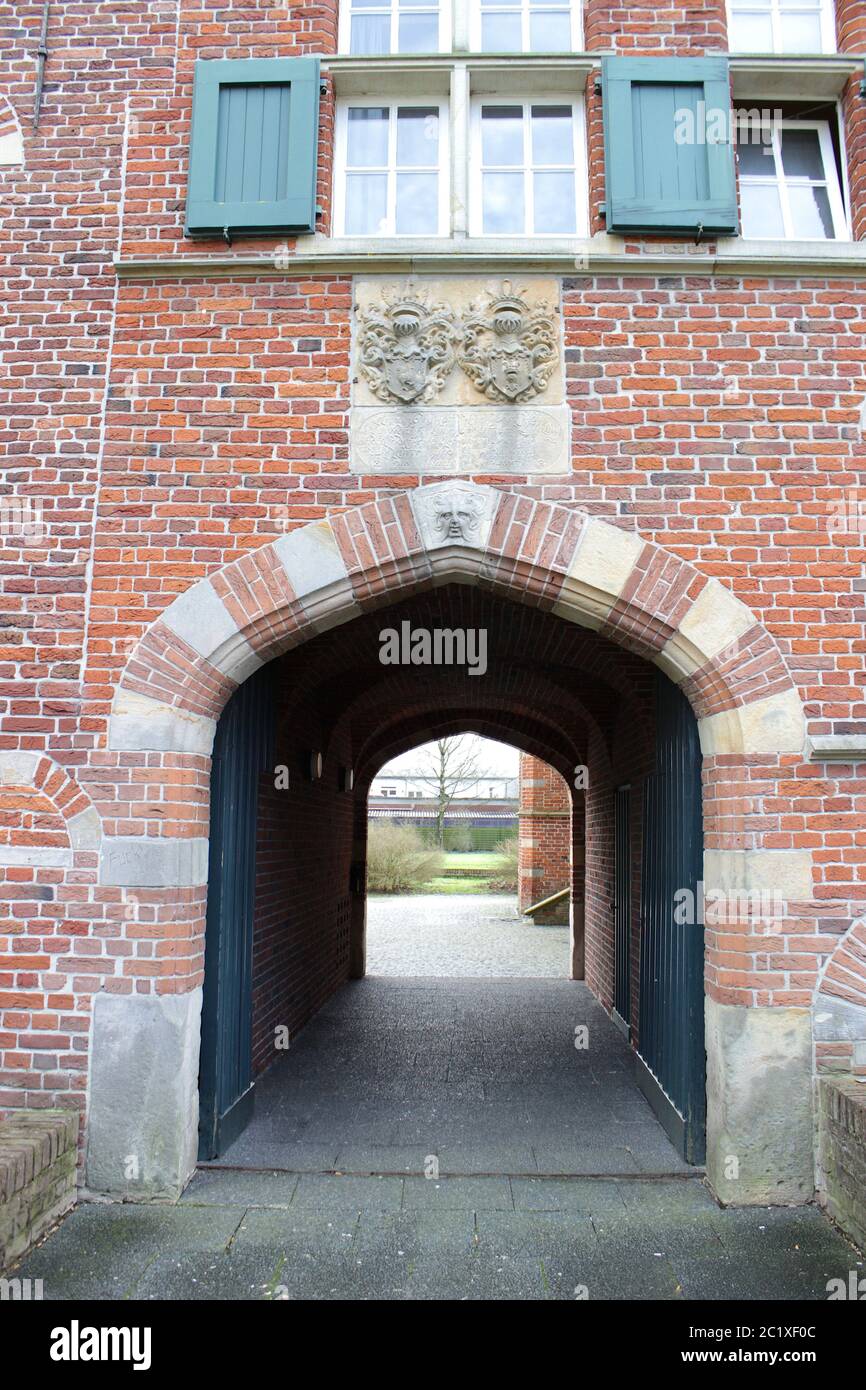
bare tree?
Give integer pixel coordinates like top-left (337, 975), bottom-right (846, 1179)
top-left (414, 736), bottom-right (485, 848)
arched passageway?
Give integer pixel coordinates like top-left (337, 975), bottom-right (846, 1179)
top-left (88, 484), bottom-right (809, 1205)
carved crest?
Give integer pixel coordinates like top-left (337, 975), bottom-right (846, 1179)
top-left (459, 283), bottom-right (557, 403)
top-left (357, 292), bottom-right (459, 405)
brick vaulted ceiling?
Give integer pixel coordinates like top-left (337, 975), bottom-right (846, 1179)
top-left (268, 582), bottom-right (657, 785)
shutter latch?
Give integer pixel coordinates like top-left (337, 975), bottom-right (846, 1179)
top-left (222, 227), bottom-right (233, 248)
top-left (694, 222), bottom-right (704, 246)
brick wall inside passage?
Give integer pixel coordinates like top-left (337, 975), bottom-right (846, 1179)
top-left (250, 662), bottom-right (355, 1077)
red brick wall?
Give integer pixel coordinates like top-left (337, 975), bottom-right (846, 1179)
top-left (2, 0), bottom-right (866, 1149)
top-left (518, 754), bottom-right (573, 912)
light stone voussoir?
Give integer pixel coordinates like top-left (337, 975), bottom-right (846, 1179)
top-left (659, 578), bottom-right (757, 682)
top-left (698, 687), bottom-right (805, 757)
top-left (553, 517), bottom-right (641, 630)
top-left (161, 577), bottom-right (262, 683)
top-left (108, 688), bottom-right (217, 756)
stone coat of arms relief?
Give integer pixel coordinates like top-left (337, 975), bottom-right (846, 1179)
top-left (458, 283), bottom-right (558, 404)
top-left (356, 294), bottom-right (460, 405)
top-left (350, 278), bottom-right (567, 475)
top-left (356, 282), bottom-right (559, 406)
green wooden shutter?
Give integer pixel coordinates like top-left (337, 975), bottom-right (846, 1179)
top-left (602, 57), bottom-right (738, 238)
top-left (185, 57), bottom-right (320, 238)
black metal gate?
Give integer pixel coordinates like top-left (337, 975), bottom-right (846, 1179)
top-left (198, 664), bottom-right (275, 1160)
top-left (613, 785), bottom-right (631, 1032)
top-left (637, 670), bottom-right (706, 1164)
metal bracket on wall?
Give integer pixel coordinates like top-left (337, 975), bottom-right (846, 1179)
top-left (33, 1), bottom-right (50, 131)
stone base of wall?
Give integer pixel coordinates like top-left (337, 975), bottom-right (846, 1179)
top-left (0, 1111), bottom-right (79, 1272)
top-left (817, 1078), bottom-right (866, 1252)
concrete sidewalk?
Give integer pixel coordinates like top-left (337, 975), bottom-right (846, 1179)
top-left (15, 1171), bottom-right (861, 1300)
top-left (12, 977), bottom-right (862, 1299)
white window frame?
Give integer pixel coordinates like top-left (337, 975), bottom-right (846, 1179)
top-left (334, 98), bottom-right (451, 238)
top-left (726, 0), bottom-right (837, 55)
top-left (737, 117), bottom-right (847, 239)
top-left (469, 95), bottom-right (588, 238)
top-left (470, 0), bottom-right (583, 52)
top-left (338, 0), bottom-right (451, 55)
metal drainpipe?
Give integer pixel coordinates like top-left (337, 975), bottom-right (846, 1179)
top-left (33, 1), bottom-right (50, 131)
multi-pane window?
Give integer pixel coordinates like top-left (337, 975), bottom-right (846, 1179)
top-left (335, 102), bottom-right (447, 236)
top-left (474, 0), bottom-right (579, 51)
top-left (737, 120), bottom-right (846, 239)
top-left (342, 0), bottom-right (443, 54)
top-left (727, 0), bottom-right (836, 54)
top-left (471, 100), bottom-right (586, 235)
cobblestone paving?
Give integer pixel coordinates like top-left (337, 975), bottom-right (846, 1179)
top-left (366, 893), bottom-right (570, 977)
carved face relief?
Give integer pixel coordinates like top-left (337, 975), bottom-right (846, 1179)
top-left (357, 294), bottom-right (459, 405)
top-left (430, 488), bottom-right (483, 542)
top-left (459, 283), bottom-right (558, 405)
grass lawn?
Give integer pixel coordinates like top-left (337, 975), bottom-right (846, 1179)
top-left (439, 851), bottom-right (509, 870)
top-left (421, 876), bottom-right (512, 894)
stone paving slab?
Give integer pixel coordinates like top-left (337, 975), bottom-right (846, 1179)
top-left (15, 1174), bottom-right (862, 1300)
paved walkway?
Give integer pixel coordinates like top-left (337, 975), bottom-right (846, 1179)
top-left (15, 978), bottom-right (862, 1299)
top-left (366, 894), bottom-right (570, 976)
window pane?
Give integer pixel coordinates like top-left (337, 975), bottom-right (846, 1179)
top-left (529, 11), bottom-right (572, 50)
top-left (533, 171), bottom-right (576, 232)
top-left (780, 128), bottom-right (824, 179)
top-left (729, 12), bottom-right (774, 49)
top-left (481, 106), bottom-right (524, 165)
top-left (736, 135), bottom-right (776, 175)
top-left (531, 106), bottom-right (574, 164)
top-left (787, 182), bottom-right (834, 237)
top-left (397, 107), bottom-right (438, 166)
top-left (740, 182), bottom-right (785, 238)
top-left (350, 14), bottom-right (391, 53)
top-left (398, 11), bottom-right (438, 50)
top-left (481, 13), bottom-right (522, 49)
top-left (396, 171), bottom-right (438, 232)
top-left (780, 12), bottom-right (823, 48)
top-left (483, 171), bottom-right (525, 232)
top-left (345, 172), bottom-right (388, 234)
top-left (346, 107), bottom-right (389, 166)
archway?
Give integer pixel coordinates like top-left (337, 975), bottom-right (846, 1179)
top-left (87, 483), bottom-right (810, 1204)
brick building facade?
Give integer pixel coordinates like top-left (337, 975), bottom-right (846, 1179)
top-left (1, 1), bottom-right (866, 1210)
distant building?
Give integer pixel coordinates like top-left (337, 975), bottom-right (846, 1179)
top-left (369, 772), bottom-right (517, 801)
top-left (368, 771), bottom-right (518, 850)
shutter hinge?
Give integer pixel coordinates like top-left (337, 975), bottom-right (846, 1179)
top-left (593, 78), bottom-right (602, 95)
top-left (860, 60), bottom-right (866, 98)
top-left (694, 222), bottom-right (704, 246)
top-left (320, 81), bottom-right (329, 96)
top-left (222, 226), bottom-right (233, 247)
